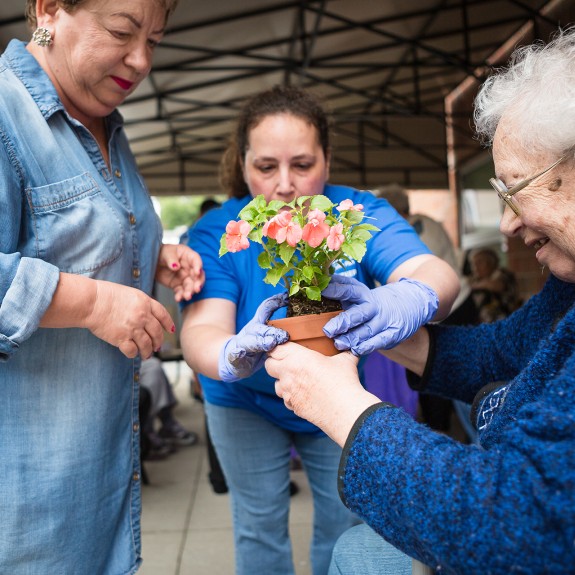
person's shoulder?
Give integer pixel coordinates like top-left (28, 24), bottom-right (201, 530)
top-left (410, 213), bottom-right (437, 224)
top-left (194, 197), bottom-right (244, 227)
top-left (0, 42), bottom-right (22, 98)
top-left (410, 213), bottom-right (444, 230)
top-left (0, 40), bottom-right (61, 115)
top-left (324, 184), bottom-right (382, 208)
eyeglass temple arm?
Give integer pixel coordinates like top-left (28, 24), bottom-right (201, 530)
top-left (507, 150), bottom-right (573, 197)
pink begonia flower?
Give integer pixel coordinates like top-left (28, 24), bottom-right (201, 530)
top-left (337, 199), bottom-right (364, 212)
top-left (326, 222), bottom-right (345, 250)
top-left (302, 209), bottom-right (330, 248)
top-left (279, 220), bottom-right (303, 247)
top-left (262, 211), bottom-right (292, 239)
top-left (263, 211), bottom-right (302, 247)
top-left (225, 220), bottom-right (251, 252)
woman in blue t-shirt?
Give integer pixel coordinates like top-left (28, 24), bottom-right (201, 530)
top-left (180, 85), bottom-right (459, 575)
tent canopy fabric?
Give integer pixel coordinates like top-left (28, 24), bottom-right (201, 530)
top-left (0, 0), bottom-right (570, 195)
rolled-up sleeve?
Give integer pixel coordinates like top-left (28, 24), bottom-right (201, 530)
top-left (0, 255), bottom-right (60, 360)
top-left (0, 118), bottom-right (60, 360)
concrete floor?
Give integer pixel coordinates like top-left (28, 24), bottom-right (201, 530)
top-left (138, 362), bottom-right (314, 575)
top-left (139, 362), bottom-right (456, 575)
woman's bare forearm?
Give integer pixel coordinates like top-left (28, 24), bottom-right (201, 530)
top-left (380, 327), bottom-right (430, 376)
top-left (180, 301), bottom-right (237, 380)
top-left (39, 272), bottom-right (97, 328)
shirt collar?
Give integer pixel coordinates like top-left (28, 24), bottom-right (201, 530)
top-left (3, 39), bottom-right (123, 129)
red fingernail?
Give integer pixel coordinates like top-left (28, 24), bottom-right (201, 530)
top-left (171, 325), bottom-right (176, 333)
top-left (171, 263), bottom-right (179, 269)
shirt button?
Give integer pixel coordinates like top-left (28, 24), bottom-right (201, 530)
top-left (129, 213), bottom-right (136, 225)
top-left (133, 472), bottom-right (140, 482)
top-left (114, 169), bottom-right (122, 178)
top-left (134, 372), bottom-right (140, 382)
top-left (132, 268), bottom-right (140, 279)
top-left (133, 423), bottom-right (140, 432)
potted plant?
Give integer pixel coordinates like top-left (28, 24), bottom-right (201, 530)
top-left (219, 194), bottom-right (379, 354)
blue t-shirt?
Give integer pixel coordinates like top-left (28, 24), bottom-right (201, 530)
top-left (184, 183), bottom-right (430, 433)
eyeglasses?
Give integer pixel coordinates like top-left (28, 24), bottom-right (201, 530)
top-left (489, 149), bottom-right (573, 216)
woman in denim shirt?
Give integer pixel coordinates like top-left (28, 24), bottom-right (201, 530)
top-left (0, 0), bottom-right (203, 573)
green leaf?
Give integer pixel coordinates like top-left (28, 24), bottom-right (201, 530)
top-left (264, 267), bottom-right (285, 287)
top-left (314, 251), bottom-right (329, 266)
top-left (249, 228), bottom-right (263, 243)
top-left (304, 286), bottom-right (322, 301)
top-left (347, 242), bottom-right (367, 261)
top-left (238, 197), bottom-right (262, 221)
top-left (309, 195), bottom-right (334, 212)
top-left (356, 223), bottom-right (380, 232)
top-left (344, 210), bottom-right (364, 224)
top-left (289, 283), bottom-right (300, 297)
top-left (267, 200), bottom-right (286, 213)
top-left (350, 229), bottom-right (373, 242)
top-left (253, 194), bottom-right (267, 210)
top-left (278, 242), bottom-right (296, 265)
top-left (317, 274), bottom-right (331, 290)
top-left (218, 234), bottom-right (229, 257)
top-left (342, 242), bottom-right (367, 261)
top-left (302, 265), bottom-right (315, 281)
top-left (257, 251), bottom-right (272, 269)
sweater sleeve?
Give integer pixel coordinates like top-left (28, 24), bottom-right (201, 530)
top-left (410, 276), bottom-right (575, 404)
top-left (338, 320), bottom-right (575, 574)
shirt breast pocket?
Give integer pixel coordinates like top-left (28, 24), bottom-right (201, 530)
top-left (25, 173), bottom-right (124, 274)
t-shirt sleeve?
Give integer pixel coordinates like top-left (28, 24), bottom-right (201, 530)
top-left (347, 188), bottom-right (432, 283)
top-left (182, 206), bottom-right (242, 308)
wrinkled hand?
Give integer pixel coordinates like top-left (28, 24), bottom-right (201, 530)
top-left (322, 275), bottom-right (438, 355)
top-left (218, 293), bottom-right (290, 382)
top-left (266, 343), bottom-right (375, 446)
top-left (85, 280), bottom-right (175, 359)
top-left (155, 244), bottom-right (205, 302)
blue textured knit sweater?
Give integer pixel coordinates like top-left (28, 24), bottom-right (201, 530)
top-left (338, 275), bottom-right (575, 574)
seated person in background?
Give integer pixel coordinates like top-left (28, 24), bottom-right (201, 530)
top-left (468, 246), bottom-right (521, 323)
top-left (140, 356), bottom-right (197, 460)
top-left (266, 28), bottom-right (575, 575)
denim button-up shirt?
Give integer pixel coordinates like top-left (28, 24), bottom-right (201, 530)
top-left (0, 40), bottom-right (162, 574)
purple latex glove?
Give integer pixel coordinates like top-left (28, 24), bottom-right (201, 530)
top-left (218, 293), bottom-right (289, 382)
top-left (322, 275), bottom-right (438, 355)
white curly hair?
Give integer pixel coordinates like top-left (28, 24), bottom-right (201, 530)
top-left (474, 26), bottom-right (575, 158)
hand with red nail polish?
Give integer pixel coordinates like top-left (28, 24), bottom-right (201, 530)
top-left (155, 243), bottom-right (205, 302)
top-left (79, 279), bottom-right (175, 359)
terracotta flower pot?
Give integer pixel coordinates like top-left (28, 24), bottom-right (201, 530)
top-left (268, 310), bottom-right (342, 356)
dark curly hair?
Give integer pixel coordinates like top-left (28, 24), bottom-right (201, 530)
top-left (219, 85), bottom-right (332, 198)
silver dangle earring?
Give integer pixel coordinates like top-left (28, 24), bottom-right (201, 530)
top-left (32, 27), bottom-right (53, 47)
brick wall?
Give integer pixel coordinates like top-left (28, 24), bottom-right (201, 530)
top-left (507, 236), bottom-right (549, 303)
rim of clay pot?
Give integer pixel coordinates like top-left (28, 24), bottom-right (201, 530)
top-left (268, 310), bottom-right (342, 356)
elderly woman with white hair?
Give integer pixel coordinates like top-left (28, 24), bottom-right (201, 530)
top-left (266, 27), bottom-right (575, 575)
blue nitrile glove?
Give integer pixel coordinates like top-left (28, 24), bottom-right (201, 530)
top-left (218, 293), bottom-right (290, 382)
top-left (322, 275), bottom-right (438, 355)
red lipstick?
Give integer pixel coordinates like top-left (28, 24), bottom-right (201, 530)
top-left (111, 76), bottom-right (134, 90)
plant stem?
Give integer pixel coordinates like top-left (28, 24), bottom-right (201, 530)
top-left (324, 250), bottom-right (343, 274)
